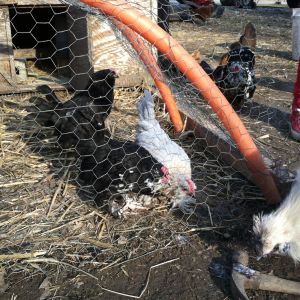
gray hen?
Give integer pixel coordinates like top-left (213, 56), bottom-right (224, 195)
top-left (136, 90), bottom-right (196, 213)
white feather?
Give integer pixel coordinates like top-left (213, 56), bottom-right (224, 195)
top-left (253, 169), bottom-right (300, 262)
top-left (171, 192), bottom-right (196, 214)
top-left (136, 90), bottom-right (191, 178)
top-left (136, 90), bottom-right (197, 214)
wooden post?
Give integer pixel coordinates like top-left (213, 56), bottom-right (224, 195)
top-left (0, 6), bottom-right (16, 88)
top-left (66, 6), bottom-right (92, 91)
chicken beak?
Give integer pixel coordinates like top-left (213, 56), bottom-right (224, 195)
top-left (254, 243), bottom-right (265, 261)
top-left (110, 69), bottom-right (119, 78)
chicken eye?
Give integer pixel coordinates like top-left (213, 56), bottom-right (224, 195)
top-left (282, 243), bottom-right (290, 253)
top-left (273, 244), bottom-right (280, 252)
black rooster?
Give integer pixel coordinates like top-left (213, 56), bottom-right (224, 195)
top-left (26, 69), bottom-right (118, 154)
top-left (78, 138), bottom-right (171, 217)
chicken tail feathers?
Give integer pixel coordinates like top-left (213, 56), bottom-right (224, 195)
top-left (25, 86), bottom-right (61, 127)
top-left (36, 85), bottom-right (60, 106)
top-left (137, 90), bottom-right (156, 123)
top-left (25, 102), bottom-right (57, 127)
top-left (200, 60), bottom-right (214, 79)
top-left (240, 22), bottom-right (256, 51)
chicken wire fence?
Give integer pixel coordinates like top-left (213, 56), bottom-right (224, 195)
top-left (0, 0), bottom-right (297, 296)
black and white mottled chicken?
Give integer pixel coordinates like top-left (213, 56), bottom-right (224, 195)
top-left (200, 22), bottom-right (257, 109)
top-left (26, 69), bottom-right (117, 154)
top-left (201, 47), bottom-right (256, 109)
top-left (253, 169), bottom-right (300, 263)
top-left (136, 90), bottom-right (196, 212)
top-left (78, 138), bottom-right (171, 217)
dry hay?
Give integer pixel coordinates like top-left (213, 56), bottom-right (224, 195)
top-left (0, 88), bottom-right (178, 275)
top-left (0, 82), bottom-right (263, 291)
top-left (0, 5), bottom-right (298, 299)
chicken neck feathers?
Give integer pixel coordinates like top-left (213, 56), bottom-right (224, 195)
top-left (136, 90), bottom-right (191, 178)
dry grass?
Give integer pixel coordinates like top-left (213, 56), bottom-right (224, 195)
top-left (0, 80), bottom-right (261, 287)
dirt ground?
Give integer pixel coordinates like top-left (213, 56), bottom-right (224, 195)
top-left (170, 5), bottom-right (300, 172)
top-left (1, 5), bottom-right (300, 300)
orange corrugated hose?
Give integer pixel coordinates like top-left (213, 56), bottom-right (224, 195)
top-left (80, 0), bottom-right (281, 203)
top-left (113, 20), bottom-right (183, 133)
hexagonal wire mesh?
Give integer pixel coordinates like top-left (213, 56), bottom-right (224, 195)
top-left (0, 0), bottom-right (299, 298)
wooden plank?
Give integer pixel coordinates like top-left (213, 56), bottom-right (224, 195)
top-left (13, 48), bottom-right (36, 59)
top-left (0, 81), bottom-right (66, 94)
top-left (0, 0), bottom-right (61, 5)
top-left (0, 0), bottom-right (18, 4)
top-left (0, 7), bottom-right (16, 86)
top-left (181, 107), bottom-right (252, 180)
top-left (173, 97), bottom-right (286, 197)
top-left (5, 6), bottom-right (16, 82)
top-left (88, 16), bottom-right (142, 85)
top-left (88, 0), bottom-right (158, 87)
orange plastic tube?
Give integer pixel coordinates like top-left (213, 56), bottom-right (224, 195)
top-left (80, 0), bottom-right (280, 203)
top-left (113, 19), bottom-right (183, 132)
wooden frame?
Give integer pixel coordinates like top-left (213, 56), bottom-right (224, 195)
top-left (0, 1), bottom-right (159, 94)
top-left (0, 7), bottom-right (16, 87)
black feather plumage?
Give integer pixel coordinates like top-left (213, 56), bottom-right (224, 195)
top-left (26, 69), bottom-right (117, 154)
top-left (78, 138), bottom-right (167, 216)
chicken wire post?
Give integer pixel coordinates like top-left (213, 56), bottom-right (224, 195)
top-left (77, 0), bottom-right (281, 204)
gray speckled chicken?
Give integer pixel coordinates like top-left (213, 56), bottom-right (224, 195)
top-left (136, 90), bottom-right (196, 213)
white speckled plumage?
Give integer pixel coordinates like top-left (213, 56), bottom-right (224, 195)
top-left (136, 90), bottom-right (196, 213)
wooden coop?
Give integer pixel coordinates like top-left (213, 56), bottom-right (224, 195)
top-left (0, 0), bottom-right (160, 94)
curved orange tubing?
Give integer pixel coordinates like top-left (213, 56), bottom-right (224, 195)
top-left (80, 0), bottom-right (280, 203)
top-left (112, 19), bottom-right (183, 132)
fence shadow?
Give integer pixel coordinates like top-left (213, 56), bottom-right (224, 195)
top-left (257, 77), bottom-right (294, 93)
top-left (239, 99), bottom-right (290, 136)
